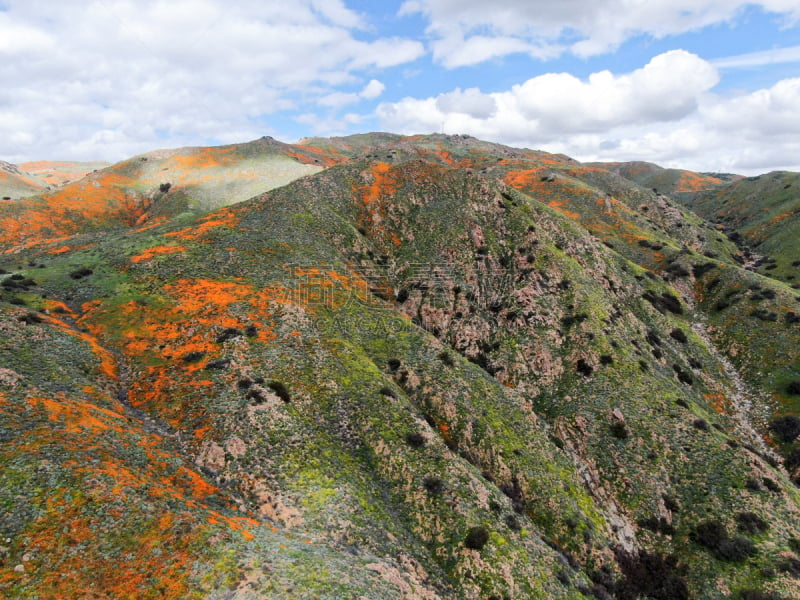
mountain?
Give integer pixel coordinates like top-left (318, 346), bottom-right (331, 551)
top-left (2, 134), bottom-right (800, 599)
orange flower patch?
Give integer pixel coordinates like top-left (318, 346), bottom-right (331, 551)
top-left (27, 396), bottom-right (127, 434)
top-left (131, 244), bottom-right (187, 263)
top-left (164, 209), bottom-right (239, 240)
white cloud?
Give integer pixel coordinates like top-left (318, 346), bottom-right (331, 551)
top-left (360, 79), bottom-right (386, 100)
top-left (713, 44), bottom-right (800, 68)
top-left (0, 0), bottom-right (423, 162)
top-left (377, 51), bottom-right (800, 174)
top-left (401, 0), bottom-right (800, 66)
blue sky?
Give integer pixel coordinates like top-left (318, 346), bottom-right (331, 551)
top-left (1, 0), bottom-right (799, 174)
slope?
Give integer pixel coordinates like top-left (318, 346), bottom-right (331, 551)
top-left (3, 139), bottom-right (800, 598)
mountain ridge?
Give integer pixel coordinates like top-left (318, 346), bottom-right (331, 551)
top-left (2, 133), bottom-right (800, 599)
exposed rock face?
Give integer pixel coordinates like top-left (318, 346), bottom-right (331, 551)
top-left (1, 133), bottom-right (799, 599)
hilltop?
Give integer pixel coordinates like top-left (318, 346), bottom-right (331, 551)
top-left (1, 133), bottom-right (799, 599)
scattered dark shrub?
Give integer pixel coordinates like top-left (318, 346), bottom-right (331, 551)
top-left (610, 422), bottom-right (629, 440)
top-left (159, 182), bottom-right (172, 193)
top-left (779, 555), bottom-right (800, 576)
top-left (237, 378), bottom-right (253, 390)
top-left (205, 358), bottom-right (231, 370)
top-left (692, 263), bottom-right (716, 277)
top-left (437, 350), bottom-right (454, 366)
top-left (675, 399), bottom-right (690, 408)
top-left (8, 297), bottom-right (26, 306)
top-left (670, 328), bottom-right (688, 343)
top-left (692, 520), bottom-right (727, 550)
top-left (688, 357), bottom-right (703, 370)
top-left (379, 386), bottom-right (396, 398)
top-left (405, 432), bottom-right (426, 448)
top-left (762, 477), bottom-right (780, 492)
top-left (673, 365), bottom-right (693, 385)
top-left (245, 325), bottom-right (258, 337)
top-left (216, 327), bottom-right (243, 343)
top-left (182, 351), bottom-right (205, 363)
top-left (786, 311), bottom-right (800, 324)
top-left (744, 477), bottom-right (761, 492)
top-left (614, 549), bottom-right (689, 600)
top-left (69, 267), bottom-right (93, 280)
top-left (769, 414), bottom-right (800, 442)
top-left (246, 388), bottom-right (267, 404)
top-left (787, 381), bottom-right (800, 395)
top-left (716, 535), bottom-right (756, 561)
top-left (736, 512), bottom-right (768, 535)
top-left (500, 477), bottom-right (525, 514)
top-left (576, 359), bottom-right (593, 377)
top-left (637, 516), bottom-right (675, 536)
top-left (268, 381), bottom-right (291, 403)
top-left (600, 354), bottom-right (613, 365)
top-left (18, 312), bottom-right (43, 324)
top-left (387, 358), bottom-right (401, 372)
top-left (395, 288), bottom-right (409, 303)
top-left (423, 475), bottom-right (444, 496)
top-left (464, 526), bottom-right (490, 550)
top-left (749, 308), bottom-right (778, 322)
top-left (505, 514), bottom-right (521, 531)
top-left (693, 418), bottom-right (709, 431)
top-left (663, 494), bottom-right (680, 513)
top-left (638, 360), bottom-right (649, 372)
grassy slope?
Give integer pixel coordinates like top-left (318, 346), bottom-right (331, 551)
top-left (1, 135), bottom-right (800, 598)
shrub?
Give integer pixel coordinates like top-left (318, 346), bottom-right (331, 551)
top-left (610, 422), bottom-right (629, 440)
top-left (245, 325), bottom-right (258, 337)
top-left (437, 351), bottom-right (454, 366)
top-left (637, 516), bottom-right (675, 536)
top-left (692, 520), bottom-right (727, 550)
top-left (716, 536), bottom-right (756, 561)
top-left (159, 182), bottom-right (172, 193)
top-left (379, 386), bottom-right (396, 398)
top-left (505, 514), bottom-right (521, 531)
top-left (576, 359), bottom-right (593, 377)
top-left (600, 354), bottom-right (614, 365)
top-left (268, 381), bottom-right (291, 403)
top-left (405, 432), bottom-right (426, 448)
top-left (18, 312), bottom-right (43, 325)
top-left (216, 327), bottom-right (243, 343)
top-left (744, 477), bottom-right (761, 491)
top-left (738, 591), bottom-right (787, 600)
top-left (673, 365), bottom-right (693, 385)
top-left (205, 358), bottom-right (231, 370)
top-left (387, 358), bottom-right (401, 372)
top-left (769, 415), bottom-right (800, 443)
top-left (692, 418), bottom-right (709, 431)
top-left (787, 381), bottom-right (800, 395)
top-left (423, 476), bottom-right (443, 496)
top-left (69, 267), bottom-right (93, 280)
top-left (670, 328), bottom-right (688, 343)
top-left (762, 478), bottom-right (780, 492)
top-left (464, 526), bottom-right (490, 550)
top-left (182, 351), bottom-right (205, 363)
top-left (614, 549), bottom-right (689, 600)
top-left (736, 512), bottom-right (768, 535)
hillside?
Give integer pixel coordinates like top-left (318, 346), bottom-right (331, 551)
top-left (2, 134), bottom-right (800, 599)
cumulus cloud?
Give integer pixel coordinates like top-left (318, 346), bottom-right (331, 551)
top-left (0, 0), bottom-right (422, 162)
top-left (377, 50), bottom-right (800, 174)
top-left (400, 0), bottom-right (800, 66)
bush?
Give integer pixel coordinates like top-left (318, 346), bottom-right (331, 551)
top-left (423, 476), bottom-right (443, 496)
top-left (379, 386), bottom-right (396, 398)
top-left (692, 418), bottom-right (709, 431)
top-left (159, 182), bottom-right (172, 193)
top-left (600, 354), bottom-right (614, 365)
top-left (205, 358), bottom-right (231, 370)
top-left (576, 359), bottom-right (593, 377)
top-left (464, 526), bottom-right (489, 550)
top-left (268, 381), bottom-right (291, 403)
top-left (670, 328), bottom-right (688, 343)
top-left (736, 512), bottom-right (769, 535)
top-left (769, 415), bottom-right (800, 443)
top-left (692, 520), bottom-right (727, 550)
top-left (387, 358), bottom-right (401, 372)
top-left (610, 422), bottom-right (629, 440)
top-left (405, 432), bottom-right (426, 448)
top-left (437, 351), bottom-right (454, 366)
top-left (787, 381), bottom-right (800, 395)
top-left (216, 327), bottom-right (243, 343)
top-left (614, 549), bottom-right (689, 600)
top-left (69, 267), bottom-right (93, 280)
top-left (716, 536), bottom-right (756, 561)
top-left (182, 351), bottom-right (205, 363)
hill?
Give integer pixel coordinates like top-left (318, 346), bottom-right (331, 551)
top-left (1, 134), bottom-right (800, 599)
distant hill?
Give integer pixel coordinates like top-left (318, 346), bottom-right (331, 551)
top-left (2, 134), bottom-right (800, 600)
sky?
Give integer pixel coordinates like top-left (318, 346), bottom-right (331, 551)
top-left (1, 0), bottom-right (800, 174)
